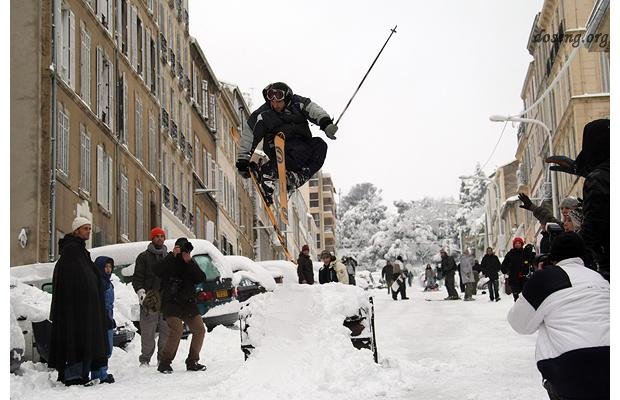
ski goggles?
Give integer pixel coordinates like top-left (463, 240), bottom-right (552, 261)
top-left (266, 88), bottom-right (286, 101)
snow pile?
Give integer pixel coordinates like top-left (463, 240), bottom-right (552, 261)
top-left (256, 260), bottom-right (297, 284)
top-left (10, 263), bottom-right (56, 282)
top-left (10, 279), bottom-right (52, 323)
top-left (110, 275), bottom-right (139, 326)
top-left (203, 299), bottom-right (240, 318)
top-left (10, 304), bottom-right (25, 350)
top-left (225, 255), bottom-right (277, 291)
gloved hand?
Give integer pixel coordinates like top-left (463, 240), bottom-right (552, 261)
top-left (236, 158), bottom-right (251, 179)
top-left (137, 289), bottom-right (146, 305)
top-left (324, 123), bottom-right (338, 140)
top-left (545, 155), bottom-right (581, 176)
top-left (518, 193), bottom-right (533, 210)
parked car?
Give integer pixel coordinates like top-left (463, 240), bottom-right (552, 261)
top-left (9, 263), bottom-right (137, 365)
top-left (90, 239), bottom-right (239, 331)
top-left (225, 255), bottom-right (277, 302)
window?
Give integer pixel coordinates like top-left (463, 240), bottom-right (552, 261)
top-left (201, 80), bottom-right (208, 118)
top-left (309, 179), bottom-right (319, 187)
top-left (309, 192), bottom-right (319, 200)
top-left (193, 254), bottom-right (220, 281)
top-left (96, 47), bottom-right (113, 128)
top-left (202, 148), bottom-right (208, 184)
top-left (148, 111), bottom-right (157, 174)
top-left (208, 93), bottom-right (216, 131)
top-left (600, 53), bottom-right (610, 93)
top-left (137, 17), bottom-right (144, 76)
top-left (79, 125), bottom-right (91, 193)
top-left (310, 200), bottom-right (319, 208)
top-left (131, 4), bottom-right (138, 69)
top-left (135, 94), bottom-right (143, 161)
top-left (96, 0), bottom-right (112, 30)
top-left (117, 0), bottom-right (128, 54)
top-left (96, 145), bottom-right (113, 212)
top-left (162, 152), bottom-right (167, 186)
top-left (56, 103), bottom-right (70, 177)
top-left (80, 22), bottom-right (91, 106)
top-left (118, 73), bottom-right (128, 143)
top-left (59, 5), bottom-right (76, 89)
top-left (210, 157), bottom-right (216, 191)
top-left (120, 174), bottom-right (129, 238)
top-left (136, 187), bottom-right (144, 241)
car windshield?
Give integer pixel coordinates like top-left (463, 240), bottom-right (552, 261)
top-left (193, 254), bottom-right (220, 281)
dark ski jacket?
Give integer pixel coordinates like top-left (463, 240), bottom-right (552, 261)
top-left (501, 248), bottom-right (534, 292)
top-left (575, 119), bottom-right (609, 273)
top-left (297, 253), bottom-right (314, 284)
top-left (318, 264), bottom-right (338, 284)
top-left (48, 234), bottom-right (109, 373)
top-left (480, 254), bottom-right (501, 280)
top-left (132, 244), bottom-right (168, 293)
top-left (440, 254), bottom-right (457, 273)
top-left (153, 253), bottom-right (206, 319)
top-left (94, 256), bottom-right (116, 329)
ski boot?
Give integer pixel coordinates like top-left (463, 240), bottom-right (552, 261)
top-left (250, 161), bottom-right (276, 205)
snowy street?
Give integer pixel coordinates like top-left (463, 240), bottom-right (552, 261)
top-left (11, 284), bottom-right (548, 400)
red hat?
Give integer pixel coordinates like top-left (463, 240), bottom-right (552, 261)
top-left (150, 227), bottom-right (165, 239)
top-left (513, 237), bottom-right (524, 247)
top-left (302, 244), bottom-right (309, 252)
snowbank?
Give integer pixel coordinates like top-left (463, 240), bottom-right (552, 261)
top-left (225, 255), bottom-right (277, 291)
top-left (10, 304), bottom-right (25, 350)
top-left (10, 279), bottom-right (52, 323)
top-left (256, 260), bottom-right (297, 285)
top-left (203, 299), bottom-right (241, 318)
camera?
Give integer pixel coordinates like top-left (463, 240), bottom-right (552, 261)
top-left (175, 238), bottom-right (194, 253)
top-left (546, 222), bottom-right (564, 243)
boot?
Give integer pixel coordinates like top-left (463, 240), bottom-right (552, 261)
top-left (186, 361), bottom-right (207, 371)
top-left (157, 362), bottom-right (173, 374)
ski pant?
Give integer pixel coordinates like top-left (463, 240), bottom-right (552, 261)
top-left (444, 271), bottom-right (459, 298)
top-left (160, 315), bottom-right (205, 365)
top-left (464, 282), bottom-right (476, 299)
top-left (139, 307), bottom-right (170, 364)
top-left (91, 329), bottom-right (113, 380)
top-left (473, 272), bottom-right (479, 295)
top-left (392, 277), bottom-right (407, 300)
top-left (264, 137), bottom-right (327, 185)
top-left (488, 279), bottom-right (500, 300)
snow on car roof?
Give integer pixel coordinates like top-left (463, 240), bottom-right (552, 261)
top-left (225, 255), bottom-right (276, 291)
top-left (10, 263), bottom-right (56, 283)
top-left (256, 260), bottom-right (297, 285)
top-left (9, 279), bottom-right (52, 323)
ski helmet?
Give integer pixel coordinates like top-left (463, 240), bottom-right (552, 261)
top-left (263, 82), bottom-right (293, 105)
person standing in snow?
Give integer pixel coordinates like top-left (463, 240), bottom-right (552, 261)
top-left (342, 256), bottom-right (358, 285)
top-left (381, 260), bottom-right (393, 294)
top-left (501, 237), bottom-right (534, 301)
top-left (459, 249), bottom-right (476, 301)
top-left (391, 256), bottom-right (409, 300)
top-left (48, 217), bottom-right (110, 386)
top-left (297, 244), bottom-right (314, 284)
top-left (480, 247), bottom-right (501, 302)
top-left (90, 256), bottom-right (117, 384)
top-left (472, 259), bottom-right (481, 295)
top-left (235, 82), bottom-right (338, 202)
top-left (153, 238), bottom-right (207, 374)
top-left (132, 227), bottom-right (170, 367)
top-left (318, 250), bottom-right (349, 284)
top-left (424, 264), bottom-right (437, 291)
top-left (507, 232), bottom-right (609, 399)
top-left (440, 250), bottom-right (460, 300)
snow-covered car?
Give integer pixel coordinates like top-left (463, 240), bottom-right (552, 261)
top-left (9, 264), bottom-right (137, 363)
top-left (225, 255), bottom-right (277, 302)
top-left (10, 303), bottom-right (25, 373)
top-left (239, 284), bottom-right (377, 363)
top-left (91, 239), bottom-right (239, 330)
top-left (256, 260), bottom-right (295, 285)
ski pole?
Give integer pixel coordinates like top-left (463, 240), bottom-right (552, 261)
top-left (335, 25), bottom-right (397, 126)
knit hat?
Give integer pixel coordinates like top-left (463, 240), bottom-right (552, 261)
top-left (512, 237), bottom-right (524, 247)
top-left (559, 197), bottom-right (579, 209)
top-left (72, 216), bottom-right (91, 232)
top-left (175, 237), bottom-right (193, 253)
top-left (301, 244), bottom-right (309, 252)
top-left (150, 227), bottom-right (165, 239)
top-left (550, 232), bottom-right (586, 262)
top-left (320, 250), bottom-right (333, 259)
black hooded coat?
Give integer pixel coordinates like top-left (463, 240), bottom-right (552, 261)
top-left (48, 234), bottom-right (109, 377)
top-left (575, 119), bottom-right (610, 273)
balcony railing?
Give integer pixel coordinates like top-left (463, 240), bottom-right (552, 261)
top-left (179, 133), bottom-right (186, 152)
top-left (163, 185), bottom-right (170, 208)
top-left (177, 63), bottom-right (184, 81)
top-left (172, 195), bottom-right (179, 215)
top-left (186, 143), bottom-right (193, 162)
top-left (189, 212), bottom-right (194, 229)
top-left (170, 120), bottom-right (178, 140)
top-left (169, 50), bottom-right (176, 72)
top-left (161, 108), bottom-right (169, 130)
top-left (181, 204), bottom-right (187, 224)
top-left (159, 34), bottom-right (167, 63)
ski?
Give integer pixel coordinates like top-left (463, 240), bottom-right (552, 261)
top-left (274, 132), bottom-right (288, 225)
top-left (249, 164), bottom-right (294, 263)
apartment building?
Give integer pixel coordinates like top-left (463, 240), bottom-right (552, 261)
top-left (11, 0), bottom-right (163, 265)
top-left (514, 0), bottom-right (609, 245)
top-left (309, 171), bottom-right (338, 255)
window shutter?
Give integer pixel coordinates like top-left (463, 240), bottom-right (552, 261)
top-left (145, 28), bottom-right (151, 87)
top-left (107, 154), bottom-right (114, 212)
top-left (106, 0), bottom-right (113, 31)
top-left (123, 74), bottom-right (128, 142)
top-left (80, 24), bottom-right (91, 105)
top-left (107, 54), bottom-right (114, 130)
top-left (141, 23), bottom-right (146, 78)
top-left (201, 80), bottom-right (208, 118)
top-left (116, 0), bottom-right (122, 47)
top-left (97, 145), bottom-right (103, 204)
top-left (54, 0), bottom-right (61, 69)
top-left (131, 5), bottom-right (138, 69)
top-left (69, 10), bottom-right (75, 89)
top-left (96, 47), bottom-right (103, 118)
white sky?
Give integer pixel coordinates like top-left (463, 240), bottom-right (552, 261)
top-left (189, 1), bottom-right (543, 206)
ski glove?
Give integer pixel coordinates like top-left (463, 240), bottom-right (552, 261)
top-left (137, 288), bottom-right (146, 305)
top-left (545, 155), bottom-right (582, 176)
top-left (324, 123), bottom-right (338, 140)
top-left (236, 159), bottom-right (251, 179)
top-left (518, 193), bottom-right (533, 210)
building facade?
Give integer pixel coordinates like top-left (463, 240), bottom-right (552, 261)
top-left (309, 171), bottom-right (338, 255)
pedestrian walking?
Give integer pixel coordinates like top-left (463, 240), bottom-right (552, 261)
top-left (472, 259), bottom-right (481, 295)
top-left (132, 227), bottom-right (170, 367)
top-left (424, 264), bottom-right (437, 291)
top-left (154, 238), bottom-right (207, 374)
top-left (501, 237), bottom-right (534, 301)
top-left (48, 217), bottom-right (109, 386)
top-left (459, 249), bottom-right (476, 301)
top-left (440, 250), bottom-right (460, 300)
top-left (391, 256), bottom-right (409, 300)
top-left (480, 247), bottom-right (501, 302)
top-left (297, 244), bottom-right (314, 284)
top-left (508, 232), bottom-right (609, 400)
top-left (381, 260), bottom-right (393, 294)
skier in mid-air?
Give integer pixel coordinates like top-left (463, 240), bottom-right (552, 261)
top-left (235, 82), bottom-right (338, 204)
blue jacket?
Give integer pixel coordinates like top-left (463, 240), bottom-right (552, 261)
top-left (94, 256), bottom-right (115, 329)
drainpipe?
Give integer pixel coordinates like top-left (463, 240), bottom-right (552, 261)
top-left (48, 0), bottom-right (59, 261)
top-left (114, 33), bottom-right (121, 244)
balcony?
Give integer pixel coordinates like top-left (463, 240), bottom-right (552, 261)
top-left (177, 63), bottom-right (184, 82)
top-left (159, 34), bottom-right (167, 63)
top-left (163, 185), bottom-right (170, 208)
top-left (172, 195), bottom-right (179, 215)
top-left (184, 76), bottom-right (191, 94)
top-left (169, 50), bottom-right (176, 74)
top-left (179, 133), bottom-right (186, 152)
top-left (170, 120), bottom-right (178, 141)
top-left (161, 108), bottom-right (169, 130)
top-left (189, 212), bottom-right (194, 229)
top-left (186, 143), bottom-right (193, 163)
top-left (176, 0), bottom-right (182, 20)
top-left (181, 204), bottom-right (187, 224)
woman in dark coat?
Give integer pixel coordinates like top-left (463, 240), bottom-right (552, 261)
top-left (500, 238), bottom-right (534, 301)
top-left (296, 245), bottom-right (314, 284)
top-left (48, 223), bottom-right (109, 386)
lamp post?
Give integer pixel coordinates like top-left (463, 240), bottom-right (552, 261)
top-left (489, 115), bottom-right (558, 218)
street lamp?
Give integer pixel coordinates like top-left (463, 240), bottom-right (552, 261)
top-left (489, 114), bottom-right (558, 218)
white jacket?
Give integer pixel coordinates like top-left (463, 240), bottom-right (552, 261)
top-left (507, 257), bottom-right (609, 398)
